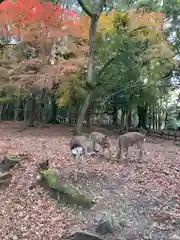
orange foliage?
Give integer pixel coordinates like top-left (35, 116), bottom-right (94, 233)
top-left (0, 0), bottom-right (84, 42)
top-left (128, 10), bottom-right (164, 31)
top-left (98, 9), bottom-right (164, 34)
top-left (0, 0), bottom-right (89, 89)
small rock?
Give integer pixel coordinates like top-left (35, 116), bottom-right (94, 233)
top-left (170, 234), bottom-right (180, 240)
top-left (95, 211), bottom-right (117, 235)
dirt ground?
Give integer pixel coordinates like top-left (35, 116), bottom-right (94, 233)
top-left (0, 121), bottom-right (179, 240)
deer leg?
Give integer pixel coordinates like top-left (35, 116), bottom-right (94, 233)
top-left (125, 147), bottom-right (129, 157)
top-left (92, 139), bottom-right (97, 152)
top-left (108, 147), bottom-right (112, 159)
top-left (137, 142), bottom-right (144, 160)
top-left (120, 147), bottom-right (125, 161)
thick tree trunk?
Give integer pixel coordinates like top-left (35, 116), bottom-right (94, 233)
top-left (137, 104), bottom-right (147, 129)
top-left (75, 92), bottom-right (92, 135)
top-left (75, 15), bottom-right (97, 134)
top-left (28, 94), bottom-right (36, 127)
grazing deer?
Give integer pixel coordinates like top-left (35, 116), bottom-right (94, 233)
top-left (70, 135), bottom-right (97, 160)
top-left (70, 135), bottom-right (97, 180)
top-left (116, 132), bottom-right (146, 161)
top-left (89, 132), bottom-right (112, 159)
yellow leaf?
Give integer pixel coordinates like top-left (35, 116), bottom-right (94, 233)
top-left (58, 90), bottom-right (70, 107)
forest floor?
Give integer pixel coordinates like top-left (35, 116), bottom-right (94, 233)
top-left (0, 121), bottom-right (179, 240)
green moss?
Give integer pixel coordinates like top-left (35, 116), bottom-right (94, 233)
top-left (39, 169), bottom-right (57, 189)
top-left (57, 182), bottom-right (93, 208)
top-left (39, 169), bottom-right (94, 208)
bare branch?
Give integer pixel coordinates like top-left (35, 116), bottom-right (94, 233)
top-left (77, 0), bottom-right (92, 18)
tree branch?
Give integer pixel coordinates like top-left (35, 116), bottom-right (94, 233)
top-left (96, 0), bottom-right (106, 18)
top-left (77, 0), bottom-right (92, 18)
top-left (98, 51), bottom-right (123, 76)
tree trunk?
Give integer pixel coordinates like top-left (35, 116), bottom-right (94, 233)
top-left (50, 94), bottom-right (57, 124)
top-left (38, 89), bottom-right (46, 123)
top-left (75, 15), bottom-right (97, 134)
top-left (128, 109), bottom-right (131, 128)
top-left (137, 104), bottom-right (147, 129)
top-left (3, 103), bottom-right (9, 120)
top-left (28, 94), bottom-right (36, 127)
top-left (148, 106), bottom-right (152, 129)
top-left (75, 92), bottom-right (92, 135)
top-left (85, 106), bottom-right (91, 127)
top-left (164, 111), bottom-right (168, 130)
top-left (125, 110), bottom-right (129, 132)
top-left (155, 107), bottom-right (158, 130)
top-left (112, 103), bottom-right (118, 126)
top-left (0, 102), bottom-right (3, 121)
top-left (14, 91), bottom-right (20, 121)
top-left (24, 100), bottom-right (28, 129)
top-left (68, 104), bottom-right (72, 125)
top-left (120, 108), bottom-right (126, 131)
top-left (152, 107), bottom-right (155, 130)
top-left (158, 111), bottom-right (161, 130)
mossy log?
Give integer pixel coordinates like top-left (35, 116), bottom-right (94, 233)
top-left (39, 169), bottom-right (94, 208)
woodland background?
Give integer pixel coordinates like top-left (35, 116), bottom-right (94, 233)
top-left (0, 0), bottom-right (179, 133)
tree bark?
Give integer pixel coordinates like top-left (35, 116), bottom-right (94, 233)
top-left (152, 107), bottom-right (155, 130)
top-left (75, 15), bottom-right (97, 134)
top-left (38, 88), bottom-right (46, 123)
top-left (24, 100), bottom-right (28, 129)
top-left (50, 94), bottom-right (57, 124)
top-left (137, 104), bottom-right (147, 129)
top-left (75, 0), bottom-right (106, 134)
top-left (125, 110), bottom-right (129, 132)
top-left (120, 108), bottom-right (126, 131)
top-left (28, 94), bottom-right (36, 127)
top-left (85, 106), bottom-right (91, 127)
top-left (128, 109), bottom-right (131, 128)
top-left (14, 91), bottom-right (20, 121)
top-left (164, 111), bottom-right (168, 130)
top-left (75, 92), bottom-right (92, 135)
top-left (112, 103), bottom-right (118, 126)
